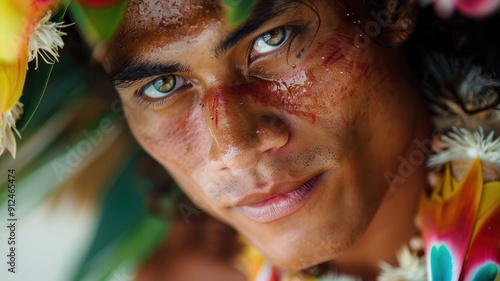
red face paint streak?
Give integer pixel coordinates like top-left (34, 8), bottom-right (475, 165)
top-left (322, 47), bottom-right (345, 66)
top-left (301, 29), bottom-right (344, 65)
top-left (301, 13), bottom-right (356, 65)
top-left (212, 87), bottom-right (228, 128)
top-left (207, 67), bottom-right (361, 126)
top-left (233, 78), bottom-right (321, 124)
top-left (302, 40), bottom-right (329, 65)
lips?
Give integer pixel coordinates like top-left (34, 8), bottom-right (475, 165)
top-left (234, 174), bottom-right (322, 223)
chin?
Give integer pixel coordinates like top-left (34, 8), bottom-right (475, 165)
top-left (248, 217), bottom-right (367, 272)
top-left (234, 179), bottom-right (378, 272)
top-left (265, 237), bottom-right (357, 272)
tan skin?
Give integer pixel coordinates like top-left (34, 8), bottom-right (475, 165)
top-left (105, 0), bottom-right (432, 279)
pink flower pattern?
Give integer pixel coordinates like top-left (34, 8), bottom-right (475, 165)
top-left (428, 0), bottom-right (500, 18)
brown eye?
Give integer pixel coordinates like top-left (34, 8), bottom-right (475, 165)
top-left (155, 75), bottom-right (175, 92)
top-left (253, 26), bottom-right (292, 54)
top-left (266, 28), bottom-right (287, 45)
top-left (142, 75), bottom-right (187, 99)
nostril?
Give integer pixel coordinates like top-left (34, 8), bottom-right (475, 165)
top-left (209, 121), bottom-right (289, 171)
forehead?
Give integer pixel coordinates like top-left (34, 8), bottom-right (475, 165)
top-left (107, 0), bottom-right (221, 66)
top-left (120, 0), bottom-right (220, 35)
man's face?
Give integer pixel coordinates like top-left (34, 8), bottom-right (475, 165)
top-left (106, 0), bottom-right (422, 270)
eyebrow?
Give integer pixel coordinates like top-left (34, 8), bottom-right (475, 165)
top-left (215, 1), bottom-right (301, 57)
top-left (110, 1), bottom-right (305, 87)
top-left (110, 61), bottom-right (190, 88)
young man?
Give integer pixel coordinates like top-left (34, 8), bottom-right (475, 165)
top-left (105, 0), bottom-right (433, 279)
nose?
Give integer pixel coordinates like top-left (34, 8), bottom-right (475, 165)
top-left (206, 85), bottom-right (290, 170)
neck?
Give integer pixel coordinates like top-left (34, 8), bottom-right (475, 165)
top-left (327, 104), bottom-right (432, 280)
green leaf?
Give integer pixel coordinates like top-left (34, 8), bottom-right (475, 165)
top-left (18, 6), bottom-right (69, 132)
top-left (71, 150), bottom-right (169, 281)
top-left (222, 0), bottom-right (258, 26)
top-left (75, 216), bottom-right (168, 281)
top-left (68, 0), bottom-right (128, 46)
top-left (18, 62), bottom-right (55, 132)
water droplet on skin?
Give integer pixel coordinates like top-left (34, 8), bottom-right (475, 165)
top-left (325, 68), bottom-right (330, 72)
top-left (321, 56), bottom-right (325, 60)
top-left (339, 71), bottom-right (344, 75)
top-left (291, 64), bottom-right (296, 68)
top-left (210, 116), bottom-right (214, 120)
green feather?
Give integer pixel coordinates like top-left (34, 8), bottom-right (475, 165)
top-left (222, 0), bottom-right (258, 26)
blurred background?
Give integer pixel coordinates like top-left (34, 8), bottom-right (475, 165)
top-left (0, 6), bottom-right (172, 280)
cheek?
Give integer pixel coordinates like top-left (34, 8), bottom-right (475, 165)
top-left (128, 105), bottom-right (210, 171)
top-left (274, 62), bottom-right (370, 130)
top-left (248, 30), bottom-right (375, 129)
top-left (238, 62), bottom-right (368, 129)
top-left (292, 30), bottom-right (392, 131)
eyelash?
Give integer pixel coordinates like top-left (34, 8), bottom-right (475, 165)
top-left (134, 77), bottom-right (187, 109)
top-left (134, 25), bottom-right (302, 109)
top-left (133, 91), bottom-right (170, 109)
top-left (249, 25), bottom-right (299, 63)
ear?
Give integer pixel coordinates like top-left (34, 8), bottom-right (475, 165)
top-left (366, 0), bottom-right (418, 47)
